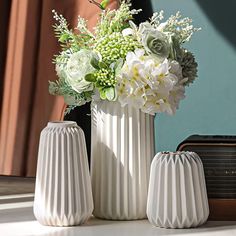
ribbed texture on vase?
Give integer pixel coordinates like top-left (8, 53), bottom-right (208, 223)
top-left (91, 101), bottom-right (155, 220)
top-left (147, 151), bottom-right (209, 228)
top-left (34, 121), bottom-right (94, 226)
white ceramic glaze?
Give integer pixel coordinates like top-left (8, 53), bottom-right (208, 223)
top-left (147, 151), bottom-right (209, 228)
top-left (34, 121), bottom-right (93, 226)
top-left (91, 101), bottom-right (155, 220)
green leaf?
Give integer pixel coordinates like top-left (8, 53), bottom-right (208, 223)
top-left (95, 81), bottom-right (103, 88)
top-left (90, 57), bottom-right (100, 70)
top-left (100, 89), bottom-right (107, 100)
top-left (59, 34), bottom-right (69, 43)
top-left (98, 61), bottom-right (107, 69)
top-left (100, 0), bottom-right (110, 10)
top-left (114, 58), bottom-right (124, 75)
top-left (85, 74), bottom-right (97, 82)
top-left (105, 87), bottom-right (115, 101)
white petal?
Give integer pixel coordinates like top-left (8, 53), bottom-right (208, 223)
top-left (122, 28), bottom-right (134, 37)
top-left (134, 49), bottom-right (145, 58)
top-left (157, 22), bottom-right (168, 31)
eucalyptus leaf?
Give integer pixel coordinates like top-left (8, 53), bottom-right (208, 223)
top-left (85, 73), bottom-right (97, 82)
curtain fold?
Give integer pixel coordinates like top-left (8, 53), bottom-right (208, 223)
top-left (0, 0), bottom-right (43, 176)
top-left (0, 0), bottom-right (12, 120)
top-left (0, 0), bottom-right (117, 177)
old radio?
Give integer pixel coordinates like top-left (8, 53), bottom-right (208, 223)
top-left (177, 135), bottom-right (236, 220)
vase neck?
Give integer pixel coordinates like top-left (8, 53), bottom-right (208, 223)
top-left (47, 121), bottom-right (77, 128)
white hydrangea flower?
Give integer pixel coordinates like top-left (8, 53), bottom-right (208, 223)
top-left (117, 49), bottom-right (185, 115)
top-left (169, 60), bottom-right (183, 79)
top-left (169, 83), bottom-right (185, 114)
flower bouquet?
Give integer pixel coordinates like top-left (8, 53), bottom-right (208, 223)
top-left (49, 0), bottom-right (200, 220)
top-left (50, 0), bottom-right (200, 115)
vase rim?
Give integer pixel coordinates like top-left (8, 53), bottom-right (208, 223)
top-left (47, 121), bottom-right (77, 128)
top-left (161, 151), bottom-right (193, 155)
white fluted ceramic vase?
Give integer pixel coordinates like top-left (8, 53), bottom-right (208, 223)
top-left (34, 121), bottom-right (93, 226)
top-left (91, 101), bottom-right (155, 220)
top-left (147, 151), bottom-right (209, 228)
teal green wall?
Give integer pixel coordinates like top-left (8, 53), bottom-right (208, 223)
top-left (151, 0), bottom-right (236, 151)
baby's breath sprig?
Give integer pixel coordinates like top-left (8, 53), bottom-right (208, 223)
top-left (164, 12), bottom-right (201, 43)
top-left (95, 1), bottom-right (141, 39)
top-left (153, 11), bottom-right (201, 44)
top-left (150, 11), bottom-right (164, 26)
top-left (52, 10), bottom-right (94, 52)
top-left (76, 16), bottom-right (95, 39)
top-left (52, 10), bottom-right (79, 50)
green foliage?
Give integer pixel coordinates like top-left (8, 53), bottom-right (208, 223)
top-left (64, 105), bottom-right (77, 115)
top-left (49, 1), bottom-right (200, 116)
top-left (85, 55), bottom-right (124, 101)
top-left (90, 57), bottom-right (100, 70)
top-left (95, 1), bottom-right (141, 39)
top-left (100, 0), bottom-right (110, 10)
top-left (52, 10), bottom-right (80, 51)
top-left (49, 78), bottom-right (93, 106)
top-left (114, 58), bottom-right (124, 74)
top-left (52, 10), bottom-right (95, 66)
top-left (85, 73), bottom-right (97, 82)
top-left (177, 49), bottom-right (198, 86)
top-left (49, 78), bottom-right (76, 97)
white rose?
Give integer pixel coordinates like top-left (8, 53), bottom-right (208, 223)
top-left (65, 49), bottom-right (97, 93)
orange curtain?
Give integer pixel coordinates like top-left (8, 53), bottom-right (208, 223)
top-left (0, 0), bottom-right (117, 177)
top-left (0, 1), bottom-right (11, 115)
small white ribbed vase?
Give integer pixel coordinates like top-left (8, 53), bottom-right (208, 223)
top-left (34, 121), bottom-right (93, 226)
top-left (91, 101), bottom-right (155, 220)
top-left (147, 151), bottom-right (209, 228)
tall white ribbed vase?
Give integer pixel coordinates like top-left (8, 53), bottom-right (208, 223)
top-left (34, 121), bottom-right (93, 226)
top-left (147, 151), bottom-right (209, 228)
top-left (91, 101), bottom-right (155, 220)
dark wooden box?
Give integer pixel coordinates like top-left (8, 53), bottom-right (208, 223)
top-left (177, 135), bottom-right (236, 220)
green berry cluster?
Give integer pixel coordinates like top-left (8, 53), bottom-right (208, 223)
top-left (95, 32), bottom-right (139, 65)
top-left (94, 68), bottom-right (116, 87)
